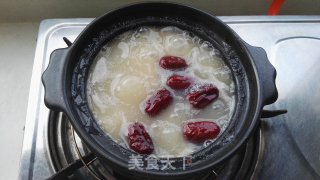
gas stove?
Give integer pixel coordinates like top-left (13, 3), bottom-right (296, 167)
top-left (19, 16), bottom-right (320, 180)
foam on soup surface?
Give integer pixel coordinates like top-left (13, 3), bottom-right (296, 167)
top-left (87, 26), bottom-right (235, 157)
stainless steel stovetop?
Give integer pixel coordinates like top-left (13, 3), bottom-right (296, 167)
top-left (19, 16), bottom-right (320, 180)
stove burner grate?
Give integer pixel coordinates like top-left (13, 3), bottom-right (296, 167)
top-left (47, 111), bottom-right (262, 180)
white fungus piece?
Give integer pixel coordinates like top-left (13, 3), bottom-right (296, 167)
top-left (161, 26), bottom-right (193, 56)
top-left (112, 75), bottom-right (147, 106)
top-left (150, 121), bottom-right (195, 156)
top-left (98, 109), bottom-right (124, 141)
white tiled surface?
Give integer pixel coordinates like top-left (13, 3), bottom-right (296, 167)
top-left (0, 22), bottom-right (38, 180)
top-left (0, 0), bottom-right (319, 23)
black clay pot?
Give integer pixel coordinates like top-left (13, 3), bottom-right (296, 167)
top-left (42, 2), bottom-right (278, 180)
